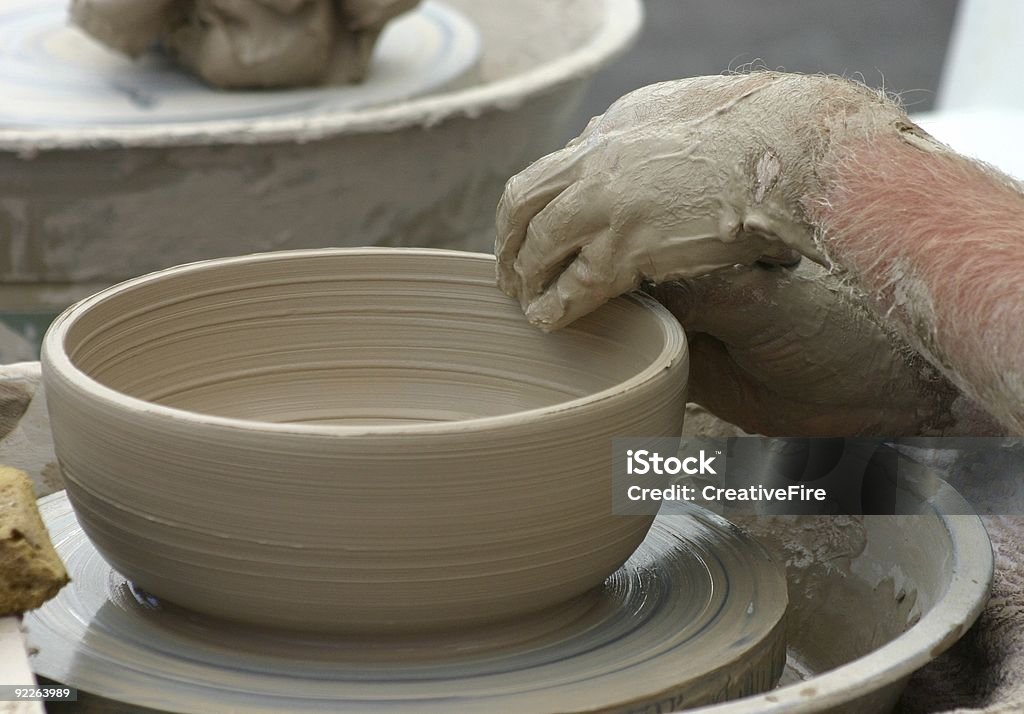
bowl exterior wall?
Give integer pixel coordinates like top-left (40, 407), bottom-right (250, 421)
top-left (41, 256), bottom-right (688, 631)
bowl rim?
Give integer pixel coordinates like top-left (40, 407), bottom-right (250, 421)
top-left (0, 0), bottom-right (644, 150)
top-left (41, 247), bottom-right (688, 438)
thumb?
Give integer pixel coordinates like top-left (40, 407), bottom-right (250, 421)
top-left (683, 332), bottom-right (780, 433)
top-left (644, 279), bottom-right (702, 328)
top-left (645, 267), bottom-right (776, 336)
top-left (644, 278), bottom-right (771, 419)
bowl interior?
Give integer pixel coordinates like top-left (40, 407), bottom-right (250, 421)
top-left (61, 249), bottom-right (675, 427)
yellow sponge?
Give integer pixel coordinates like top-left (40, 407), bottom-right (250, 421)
top-left (0, 467), bottom-right (69, 616)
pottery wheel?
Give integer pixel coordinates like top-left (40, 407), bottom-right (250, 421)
top-left (0, 0), bottom-right (479, 128)
top-left (25, 492), bottom-right (788, 713)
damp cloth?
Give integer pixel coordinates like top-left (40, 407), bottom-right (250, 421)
top-left (899, 518), bottom-right (1024, 714)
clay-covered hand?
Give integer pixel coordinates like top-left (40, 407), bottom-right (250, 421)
top-left (648, 264), bottom-right (1000, 437)
top-left (496, 72), bottom-right (904, 330)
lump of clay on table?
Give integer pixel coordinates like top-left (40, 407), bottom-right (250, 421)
top-left (69, 0), bottom-right (421, 88)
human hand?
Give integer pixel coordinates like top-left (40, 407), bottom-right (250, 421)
top-left (496, 72), bottom-right (904, 330)
top-left (649, 264), bottom-right (999, 436)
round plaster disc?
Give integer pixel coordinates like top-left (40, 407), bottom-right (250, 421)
top-left (0, 0), bottom-right (480, 128)
top-left (26, 491), bottom-right (788, 713)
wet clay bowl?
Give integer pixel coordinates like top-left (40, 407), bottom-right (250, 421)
top-left (39, 247), bottom-right (688, 633)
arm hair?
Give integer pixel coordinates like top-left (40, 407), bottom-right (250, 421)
top-left (810, 133), bottom-right (1024, 435)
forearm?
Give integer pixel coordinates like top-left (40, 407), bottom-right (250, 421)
top-left (809, 131), bottom-right (1024, 434)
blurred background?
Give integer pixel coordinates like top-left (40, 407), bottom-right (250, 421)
top-left (569, 0), bottom-right (959, 139)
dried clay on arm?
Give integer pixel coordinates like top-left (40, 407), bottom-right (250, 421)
top-left (810, 127), bottom-right (1024, 434)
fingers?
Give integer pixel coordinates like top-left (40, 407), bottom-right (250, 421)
top-left (513, 183), bottom-right (606, 300)
top-left (523, 236), bottom-right (640, 331)
top-left (644, 279), bottom-right (702, 327)
top-left (647, 266), bottom-right (806, 338)
top-left (645, 273), bottom-right (760, 336)
top-left (495, 146), bottom-right (586, 296)
top-left (684, 333), bottom-right (752, 418)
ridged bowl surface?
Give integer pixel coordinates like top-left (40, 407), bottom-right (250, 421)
top-left (40, 248), bottom-right (688, 632)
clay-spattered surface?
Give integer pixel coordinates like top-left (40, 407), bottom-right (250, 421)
top-left (27, 491), bottom-right (787, 713)
top-left (40, 248), bottom-right (688, 632)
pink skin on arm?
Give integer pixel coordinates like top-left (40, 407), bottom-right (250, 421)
top-left (811, 134), bottom-right (1024, 435)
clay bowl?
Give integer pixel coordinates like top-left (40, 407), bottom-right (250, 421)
top-left (39, 248), bottom-right (688, 633)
